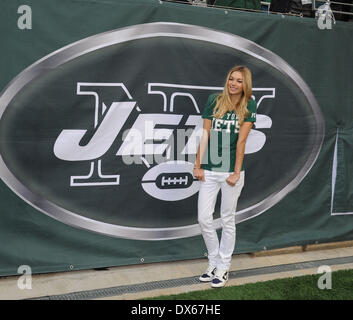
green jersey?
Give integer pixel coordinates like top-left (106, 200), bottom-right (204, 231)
top-left (201, 94), bottom-right (257, 172)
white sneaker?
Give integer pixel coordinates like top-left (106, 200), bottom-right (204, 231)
top-left (211, 269), bottom-right (229, 288)
top-left (199, 266), bottom-right (216, 282)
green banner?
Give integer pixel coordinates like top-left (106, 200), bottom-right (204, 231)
top-left (0, 0), bottom-right (352, 276)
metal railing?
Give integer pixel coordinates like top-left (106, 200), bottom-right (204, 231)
top-left (313, 0), bottom-right (353, 17)
top-left (162, 0), bottom-right (352, 19)
top-left (163, 0), bottom-right (292, 15)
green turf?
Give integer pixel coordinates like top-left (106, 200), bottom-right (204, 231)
top-left (147, 269), bottom-right (353, 300)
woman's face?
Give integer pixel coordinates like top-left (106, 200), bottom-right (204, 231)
top-left (228, 71), bottom-right (243, 96)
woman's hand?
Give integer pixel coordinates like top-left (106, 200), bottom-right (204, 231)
top-left (193, 168), bottom-right (205, 181)
top-left (226, 172), bottom-right (240, 186)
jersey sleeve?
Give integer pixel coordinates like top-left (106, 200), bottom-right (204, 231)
top-left (244, 98), bottom-right (257, 122)
top-left (202, 94), bottom-right (217, 120)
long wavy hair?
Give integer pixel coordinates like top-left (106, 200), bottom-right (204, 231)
top-left (213, 66), bottom-right (252, 124)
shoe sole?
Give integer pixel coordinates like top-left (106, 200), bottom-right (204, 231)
top-left (211, 281), bottom-right (227, 288)
top-left (199, 276), bottom-right (214, 282)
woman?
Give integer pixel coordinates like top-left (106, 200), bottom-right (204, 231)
top-left (194, 66), bottom-right (256, 288)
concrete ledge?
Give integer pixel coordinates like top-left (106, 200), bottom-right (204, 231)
top-left (303, 240), bottom-right (353, 252)
top-left (250, 246), bottom-right (303, 257)
top-left (250, 240), bottom-right (353, 257)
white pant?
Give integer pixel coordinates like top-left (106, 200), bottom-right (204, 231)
top-left (198, 170), bottom-right (245, 270)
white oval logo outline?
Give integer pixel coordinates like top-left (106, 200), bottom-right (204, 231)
top-left (0, 22), bottom-right (325, 240)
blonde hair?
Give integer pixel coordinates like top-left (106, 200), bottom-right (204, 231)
top-left (213, 66), bottom-right (252, 124)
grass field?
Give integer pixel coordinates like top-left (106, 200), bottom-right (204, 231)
top-left (148, 269), bottom-right (353, 300)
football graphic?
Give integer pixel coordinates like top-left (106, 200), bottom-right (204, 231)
top-left (141, 161), bottom-right (200, 201)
